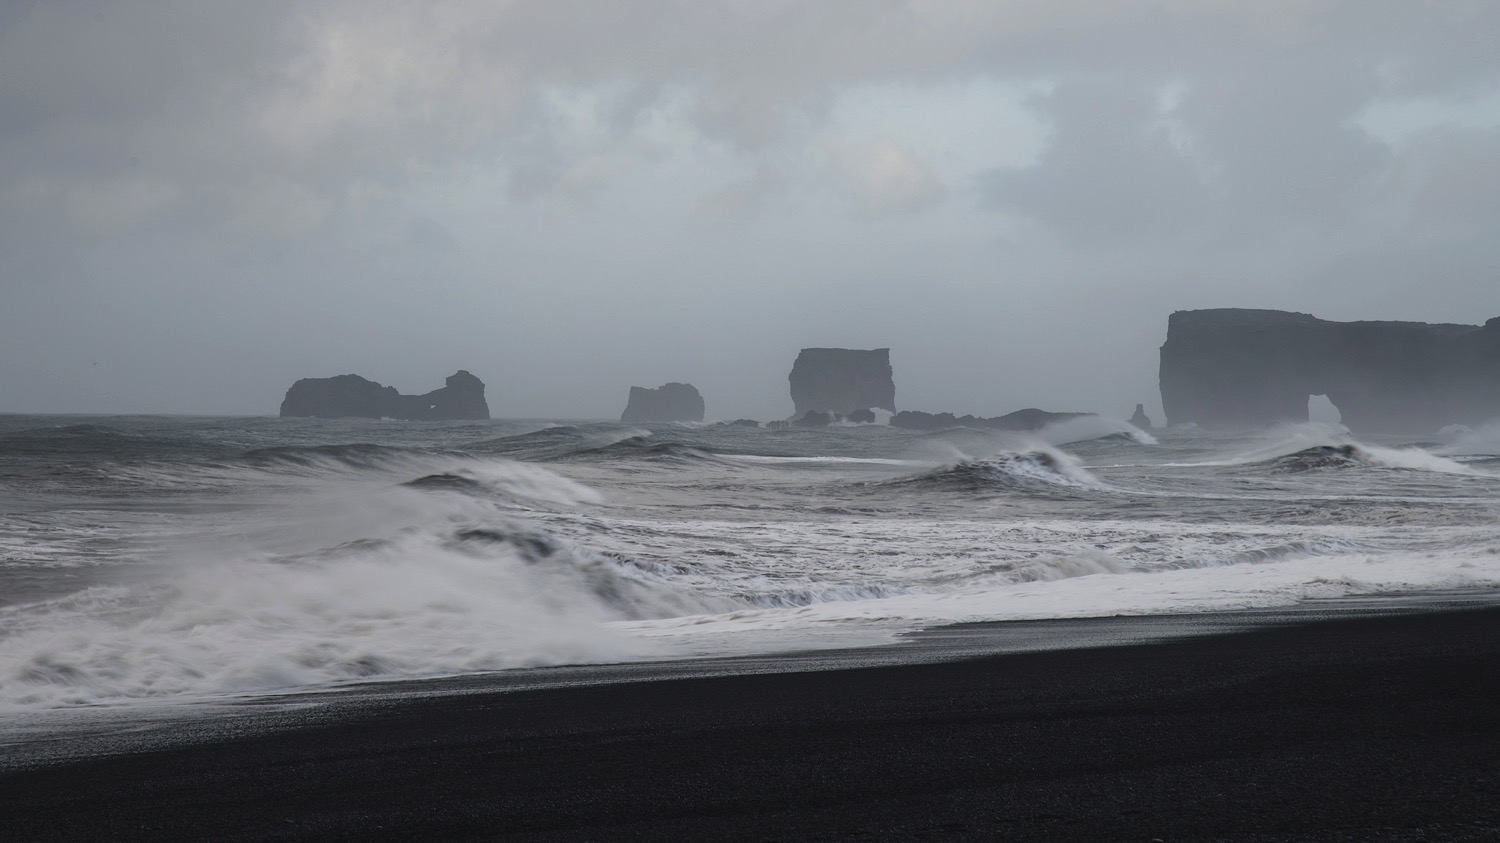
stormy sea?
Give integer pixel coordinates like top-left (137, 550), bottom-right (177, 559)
top-left (5, 413), bottom-right (1500, 839)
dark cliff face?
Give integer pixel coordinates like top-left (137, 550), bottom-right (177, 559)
top-left (1159, 309), bottom-right (1500, 433)
top-left (788, 348), bottom-right (895, 416)
top-left (279, 370), bottom-right (490, 420)
top-left (620, 383), bottom-right (705, 423)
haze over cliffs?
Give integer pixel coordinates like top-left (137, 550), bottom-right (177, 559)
top-left (788, 348), bottom-right (895, 416)
top-left (1160, 309), bottom-right (1500, 433)
top-left (279, 370), bottom-right (490, 420)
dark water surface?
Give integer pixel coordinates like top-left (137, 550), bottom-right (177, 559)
top-left (2, 413), bottom-right (1498, 711)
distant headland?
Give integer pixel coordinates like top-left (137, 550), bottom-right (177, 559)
top-left (1160, 309), bottom-right (1500, 433)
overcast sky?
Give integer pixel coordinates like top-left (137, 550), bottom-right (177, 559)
top-left (3, 0), bottom-right (1498, 420)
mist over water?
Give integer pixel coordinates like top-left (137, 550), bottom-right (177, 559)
top-left (2, 414), bottom-right (1499, 710)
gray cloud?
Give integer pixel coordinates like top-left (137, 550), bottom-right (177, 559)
top-left (3, 1), bottom-right (1499, 419)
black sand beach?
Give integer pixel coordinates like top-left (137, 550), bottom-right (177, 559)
top-left (5, 605), bottom-right (1500, 842)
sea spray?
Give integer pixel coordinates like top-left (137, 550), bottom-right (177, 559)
top-left (1036, 415), bottom-right (1159, 446)
top-left (0, 521), bottom-right (721, 708)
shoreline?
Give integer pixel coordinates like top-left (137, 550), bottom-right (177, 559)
top-left (6, 588), bottom-right (1495, 763)
top-left (6, 596), bottom-right (1500, 840)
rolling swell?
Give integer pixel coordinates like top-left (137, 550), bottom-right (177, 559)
top-left (1267, 444), bottom-right (1365, 473)
top-left (239, 443), bottom-right (433, 472)
top-left (470, 426), bottom-right (584, 460)
top-left (0, 424), bottom-right (228, 461)
top-left (402, 473), bottom-right (490, 494)
top-left (548, 436), bottom-right (724, 465)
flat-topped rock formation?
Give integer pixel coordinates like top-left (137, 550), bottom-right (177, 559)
top-left (620, 383), bottom-right (705, 423)
top-left (279, 370), bottom-right (490, 420)
top-left (789, 348), bottom-right (895, 416)
top-left (890, 408), bottom-right (1091, 432)
top-left (1160, 309), bottom-right (1500, 432)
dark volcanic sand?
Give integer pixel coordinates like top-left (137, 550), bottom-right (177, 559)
top-left (5, 606), bottom-right (1500, 842)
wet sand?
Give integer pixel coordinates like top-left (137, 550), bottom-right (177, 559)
top-left (5, 604), bottom-right (1500, 841)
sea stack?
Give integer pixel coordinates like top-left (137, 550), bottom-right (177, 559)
top-left (788, 348), bottom-right (895, 417)
top-left (1129, 404), bottom-right (1153, 430)
top-left (1159, 309), bottom-right (1500, 433)
top-left (279, 370), bottom-right (490, 420)
top-left (620, 383), bottom-right (705, 423)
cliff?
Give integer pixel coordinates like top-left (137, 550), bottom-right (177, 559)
top-left (1159, 309), bottom-right (1500, 432)
top-left (788, 348), bottom-right (895, 416)
top-left (620, 383), bottom-right (705, 423)
top-left (279, 370), bottom-right (490, 420)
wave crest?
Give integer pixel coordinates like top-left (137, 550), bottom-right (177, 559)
top-left (889, 448), bottom-right (1106, 495)
top-left (0, 518), bottom-right (723, 709)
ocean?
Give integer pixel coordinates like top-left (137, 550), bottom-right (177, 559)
top-left (2, 413), bottom-right (1499, 714)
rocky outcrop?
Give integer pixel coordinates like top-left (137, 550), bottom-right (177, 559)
top-left (789, 348), bottom-right (895, 416)
top-left (1129, 404), bottom-right (1153, 430)
top-left (279, 370), bottom-right (490, 420)
top-left (890, 408), bottom-right (1090, 432)
top-left (1160, 309), bottom-right (1500, 433)
top-left (620, 383), bottom-right (705, 423)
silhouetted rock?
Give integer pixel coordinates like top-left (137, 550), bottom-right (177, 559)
top-left (719, 419), bottom-right (761, 428)
top-left (890, 408), bottom-right (1089, 431)
top-left (1129, 404), bottom-right (1153, 430)
top-left (789, 348), bottom-right (895, 416)
top-left (793, 410), bottom-right (833, 427)
top-left (1160, 309), bottom-right (1500, 433)
top-left (846, 408), bottom-right (877, 424)
top-left (279, 370), bottom-right (490, 420)
top-left (620, 383), bottom-right (705, 423)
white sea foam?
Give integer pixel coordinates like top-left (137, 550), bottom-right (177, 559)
top-left (0, 537), bottom-right (664, 709)
top-left (0, 462), bottom-right (689, 709)
top-left (0, 502), bottom-right (739, 709)
top-left (1352, 443), bottom-right (1479, 474)
top-left (621, 546), bottom-right (1500, 652)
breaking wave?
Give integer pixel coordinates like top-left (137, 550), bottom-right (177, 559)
top-left (0, 510), bottom-right (726, 710)
top-left (1268, 444), bottom-right (1366, 472)
top-left (1211, 424), bottom-right (1479, 476)
top-left (1265, 443), bottom-right (1476, 475)
top-left (887, 448), bottom-right (1106, 494)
